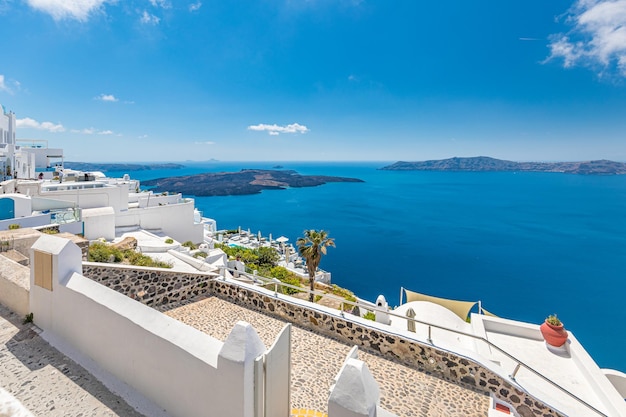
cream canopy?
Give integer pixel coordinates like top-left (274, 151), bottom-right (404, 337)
top-left (403, 288), bottom-right (484, 321)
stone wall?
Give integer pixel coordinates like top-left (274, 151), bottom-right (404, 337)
top-left (82, 264), bottom-right (565, 417)
top-left (82, 263), bottom-right (212, 310)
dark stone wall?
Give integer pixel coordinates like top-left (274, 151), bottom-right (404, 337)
top-left (82, 263), bottom-right (211, 309)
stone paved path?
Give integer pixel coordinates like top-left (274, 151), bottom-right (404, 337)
top-left (0, 304), bottom-right (145, 417)
top-left (165, 296), bottom-right (490, 417)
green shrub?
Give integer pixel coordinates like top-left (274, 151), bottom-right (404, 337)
top-left (164, 238), bottom-right (174, 244)
top-left (88, 242), bottom-right (172, 268)
top-left (88, 243), bottom-right (123, 263)
top-left (254, 246), bottom-right (280, 267)
top-left (8, 224), bottom-right (20, 230)
top-left (329, 284), bottom-right (357, 303)
top-left (23, 312), bottom-right (33, 324)
top-left (182, 241), bottom-right (197, 249)
top-left (363, 311), bottom-right (376, 321)
top-left (269, 266), bottom-right (302, 295)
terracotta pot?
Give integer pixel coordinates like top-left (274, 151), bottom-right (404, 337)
top-left (540, 320), bottom-right (568, 347)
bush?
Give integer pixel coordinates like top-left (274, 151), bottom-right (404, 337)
top-left (164, 238), bottom-right (174, 244)
top-left (329, 284), bottom-right (357, 303)
top-left (269, 266), bottom-right (302, 295)
top-left (182, 241), bottom-right (197, 249)
top-left (23, 312), bottom-right (33, 324)
top-left (254, 246), bottom-right (280, 267)
top-left (363, 311), bottom-right (376, 321)
top-left (88, 243), bottom-right (123, 263)
top-left (88, 242), bottom-right (172, 268)
top-left (8, 224), bottom-right (20, 230)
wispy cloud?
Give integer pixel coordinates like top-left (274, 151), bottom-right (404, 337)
top-left (26, 0), bottom-right (109, 21)
top-left (138, 134), bottom-right (148, 139)
top-left (0, 74), bottom-right (21, 94)
top-left (194, 140), bottom-right (215, 145)
top-left (150, 0), bottom-right (171, 8)
top-left (519, 37), bottom-right (541, 41)
top-left (247, 123), bottom-right (309, 136)
top-left (17, 117), bottom-right (65, 132)
top-left (95, 93), bottom-right (118, 102)
top-left (189, 2), bottom-right (201, 12)
top-left (546, 0), bottom-right (626, 77)
top-left (0, 75), bottom-right (10, 93)
top-left (70, 127), bottom-right (116, 135)
top-left (140, 10), bottom-right (160, 24)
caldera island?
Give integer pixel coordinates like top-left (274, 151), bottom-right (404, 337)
top-left (381, 156), bottom-right (626, 175)
top-left (142, 169), bottom-right (364, 196)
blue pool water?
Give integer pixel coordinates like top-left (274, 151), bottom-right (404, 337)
top-left (106, 161), bottom-right (626, 371)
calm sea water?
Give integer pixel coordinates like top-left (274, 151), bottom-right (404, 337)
top-left (107, 161), bottom-right (626, 371)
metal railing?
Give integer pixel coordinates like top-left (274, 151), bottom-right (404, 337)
top-left (218, 266), bottom-right (608, 417)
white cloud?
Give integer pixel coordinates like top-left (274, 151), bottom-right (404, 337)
top-left (138, 134), bottom-right (148, 139)
top-left (70, 127), bottom-right (115, 135)
top-left (247, 123), bottom-right (309, 135)
top-left (194, 141), bottom-right (215, 145)
top-left (26, 0), bottom-right (109, 21)
top-left (0, 75), bottom-right (9, 93)
top-left (150, 0), bottom-right (171, 8)
top-left (547, 0), bottom-right (626, 77)
top-left (17, 117), bottom-right (65, 132)
top-left (140, 10), bottom-right (160, 24)
top-left (189, 2), bottom-right (201, 12)
top-left (71, 128), bottom-right (96, 134)
top-left (96, 93), bottom-right (118, 102)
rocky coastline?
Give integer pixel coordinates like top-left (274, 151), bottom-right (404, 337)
top-left (142, 169), bottom-right (364, 196)
top-left (381, 156), bottom-right (626, 175)
top-left (66, 162), bottom-right (185, 172)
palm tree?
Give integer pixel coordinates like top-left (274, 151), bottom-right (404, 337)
top-left (297, 229), bottom-right (335, 302)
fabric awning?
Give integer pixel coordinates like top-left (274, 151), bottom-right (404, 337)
top-left (403, 288), bottom-right (477, 321)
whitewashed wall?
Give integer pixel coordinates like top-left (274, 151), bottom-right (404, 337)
top-left (116, 200), bottom-right (203, 243)
top-left (82, 207), bottom-right (115, 240)
top-left (29, 235), bottom-right (269, 417)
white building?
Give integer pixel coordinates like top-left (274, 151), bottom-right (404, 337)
top-left (1, 105), bottom-right (61, 180)
top-left (0, 104), bottom-right (17, 180)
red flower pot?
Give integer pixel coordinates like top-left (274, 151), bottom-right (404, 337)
top-left (540, 320), bottom-right (568, 347)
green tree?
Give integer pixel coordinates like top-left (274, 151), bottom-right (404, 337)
top-left (254, 246), bottom-right (280, 267)
top-left (297, 229), bottom-right (335, 302)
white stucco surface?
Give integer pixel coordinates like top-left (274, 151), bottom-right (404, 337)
top-left (0, 255), bottom-right (29, 317)
top-left (472, 314), bottom-right (626, 417)
top-left (28, 235), bottom-right (272, 417)
top-left (82, 206), bottom-right (115, 240)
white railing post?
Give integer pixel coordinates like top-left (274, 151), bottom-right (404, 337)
top-left (510, 363), bottom-right (521, 380)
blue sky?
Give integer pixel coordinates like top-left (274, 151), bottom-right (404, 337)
top-left (1, 0), bottom-right (626, 162)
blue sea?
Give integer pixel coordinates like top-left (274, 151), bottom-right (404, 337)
top-left (107, 161), bottom-right (626, 372)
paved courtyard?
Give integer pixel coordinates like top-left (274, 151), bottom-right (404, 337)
top-left (0, 304), bottom-right (146, 417)
top-left (165, 296), bottom-right (490, 417)
top-left (0, 292), bottom-right (490, 417)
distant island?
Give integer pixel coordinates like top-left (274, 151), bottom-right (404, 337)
top-left (65, 162), bottom-right (185, 172)
top-left (380, 157), bottom-right (626, 175)
top-left (142, 169), bottom-right (364, 196)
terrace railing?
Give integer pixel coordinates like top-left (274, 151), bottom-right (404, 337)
top-left (220, 266), bottom-right (609, 417)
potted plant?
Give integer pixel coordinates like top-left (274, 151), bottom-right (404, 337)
top-left (540, 314), bottom-right (568, 347)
